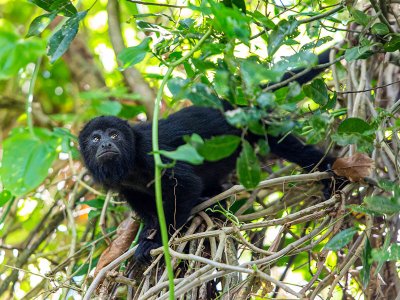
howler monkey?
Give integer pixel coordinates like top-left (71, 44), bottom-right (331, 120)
top-left (78, 50), bottom-right (336, 263)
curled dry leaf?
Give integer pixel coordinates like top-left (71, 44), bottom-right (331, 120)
top-left (94, 216), bottom-right (140, 277)
top-left (332, 153), bottom-right (374, 182)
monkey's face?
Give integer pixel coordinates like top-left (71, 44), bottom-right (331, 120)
top-left (89, 128), bottom-right (122, 163)
top-left (78, 116), bottom-right (135, 186)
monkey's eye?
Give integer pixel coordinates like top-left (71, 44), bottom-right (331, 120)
top-left (92, 135), bottom-right (100, 143)
top-left (110, 132), bottom-right (118, 140)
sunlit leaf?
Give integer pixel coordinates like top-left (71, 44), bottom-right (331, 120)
top-left (118, 37), bottom-right (151, 70)
top-left (0, 128), bottom-right (60, 197)
top-left (48, 11), bottom-right (88, 63)
top-left (350, 9), bottom-right (371, 26)
top-left (198, 135), bottom-right (241, 161)
top-left (0, 30), bottom-right (46, 79)
top-left (186, 83), bottom-right (223, 109)
top-left (29, 0), bottom-right (77, 16)
top-left (26, 13), bottom-right (56, 37)
top-left (94, 100), bottom-right (122, 116)
top-left (267, 19), bottom-right (299, 56)
top-left (209, 0), bottom-right (250, 44)
top-left (241, 60), bottom-right (282, 93)
top-left (159, 144), bottom-right (204, 165)
top-left (0, 190), bottom-right (13, 207)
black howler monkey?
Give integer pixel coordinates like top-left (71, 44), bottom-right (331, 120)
top-left (78, 50), bottom-right (336, 263)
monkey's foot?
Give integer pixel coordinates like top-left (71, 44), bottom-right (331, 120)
top-left (135, 239), bottom-right (161, 264)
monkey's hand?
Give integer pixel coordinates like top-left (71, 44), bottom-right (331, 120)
top-left (322, 171), bottom-right (348, 199)
top-left (135, 239), bottom-right (161, 264)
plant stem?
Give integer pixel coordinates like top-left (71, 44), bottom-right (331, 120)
top-left (151, 27), bottom-right (212, 300)
top-left (26, 57), bottom-right (42, 137)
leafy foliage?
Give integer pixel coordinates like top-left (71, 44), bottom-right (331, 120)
top-left (0, 128), bottom-right (61, 196)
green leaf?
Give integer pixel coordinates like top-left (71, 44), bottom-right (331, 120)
top-left (345, 46), bottom-right (374, 61)
top-left (183, 133), bottom-right (205, 149)
top-left (364, 195), bottom-right (400, 214)
top-left (209, 0), bottom-right (251, 44)
top-left (302, 113), bottom-right (331, 144)
top-left (186, 83), bottom-right (223, 109)
top-left (159, 144), bottom-right (204, 165)
top-left (257, 139), bottom-right (270, 156)
top-left (225, 107), bottom-right (264, 129)
top-left (48, 11), bottom-right (88, 63)
top-left (372, 243), bottom-right (400, 263)
top-left (371, 23), bottom-right (389, 35)
top-left (347, 204), bottom-right (382, 216)
top-left (273, 51), bottom-right (318, 74)
top-left (236, 141), bottom-right (261, 189)
top-left (249, 11), bottom-right (275, 30)
top-left (0, 128), bottom-right (60, 197)
top-left (350, 9), bottom-right (371, 26)
top-left (80, 198), bottom-right (105, 209)
top-left (118, 37), bottom-right (151, 70)
top-left (167, 77), bottom-right (190, 101)
top-left (384, 35), bottom-right (400, 52)
top-left (0, 190), bottom-right (13, 207)
top-left (267, 19), bottom-right (299, 56)
top-left (49, 0), bottom-right (77, 16)
top-left (374, 234), bottom-right (390, 274)
top-left (324, 227), bottom-right (358, 251)
top-left (337, 118), bottom-right (372, 134)
top-left (214, 70), bottom-right (231, 97)
top-left (88, 210), bottom-right (100, 220)
top-left (0, 30), bottom-right (46, 79)
top-left (29, 0), bottom-right (77, 16)
top-left (73, 256), bottom-right (100, 276)
top-left (303, 78), bottom-right (328, 106)
top-left (119, 104), bottom-right (146, 119)
top-left (300, 37), bottom-right (333, 51)
top-left (26, 13), bottom-right (56, 37)
top-left (378, 179), bottom-right (399, 193)
top-left (222, 0), bottom-right (246, 13)
top-left (256, 93), bottom-right (276, 109)
top-left (333, 118), bottom-right (375, 152)
top-left (198, 135), bottom-right (241, 161)
top-left (94, 100), bottom-right (122, 116)
top-left (240, 60), bottom-right (282, 93)
top-left (360, 238), bottom-right (372, 288)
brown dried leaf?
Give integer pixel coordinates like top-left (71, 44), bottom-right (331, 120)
top-left (94, 216), bottom-right (140, 277)
top-left (332, 153), bottom-right (374, 182)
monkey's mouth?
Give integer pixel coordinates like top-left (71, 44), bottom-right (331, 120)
top-left (97, 150), bottom-right (120, 160)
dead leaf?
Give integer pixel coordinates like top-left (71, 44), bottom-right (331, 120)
top-left (332, 153), bottom-right (374, 182)
top-left (94, 216), bottom-right (140, 277)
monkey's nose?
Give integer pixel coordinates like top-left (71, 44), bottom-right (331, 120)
top-left (102, 142), bottom-right (113, 148)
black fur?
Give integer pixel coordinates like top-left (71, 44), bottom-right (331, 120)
top-left (78, 50), bottom-right (336, 263)
top-left (79, 107), bottom-right (335, 263)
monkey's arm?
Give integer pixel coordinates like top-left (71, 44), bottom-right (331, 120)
top-left (268, 134), bottom-right (336, 198)
top-left (124, 163), bottom-right (204, 263)
top-left (268, 134), bottom-right (335, 172)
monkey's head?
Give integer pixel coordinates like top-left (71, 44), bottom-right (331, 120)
top-left (78, 116), bottom-right (135, 187)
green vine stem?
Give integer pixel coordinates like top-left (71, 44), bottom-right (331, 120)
top-left (26, 57), bottom-right (42, 137)
top-left (151, 27), bottom-right (212, 300)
